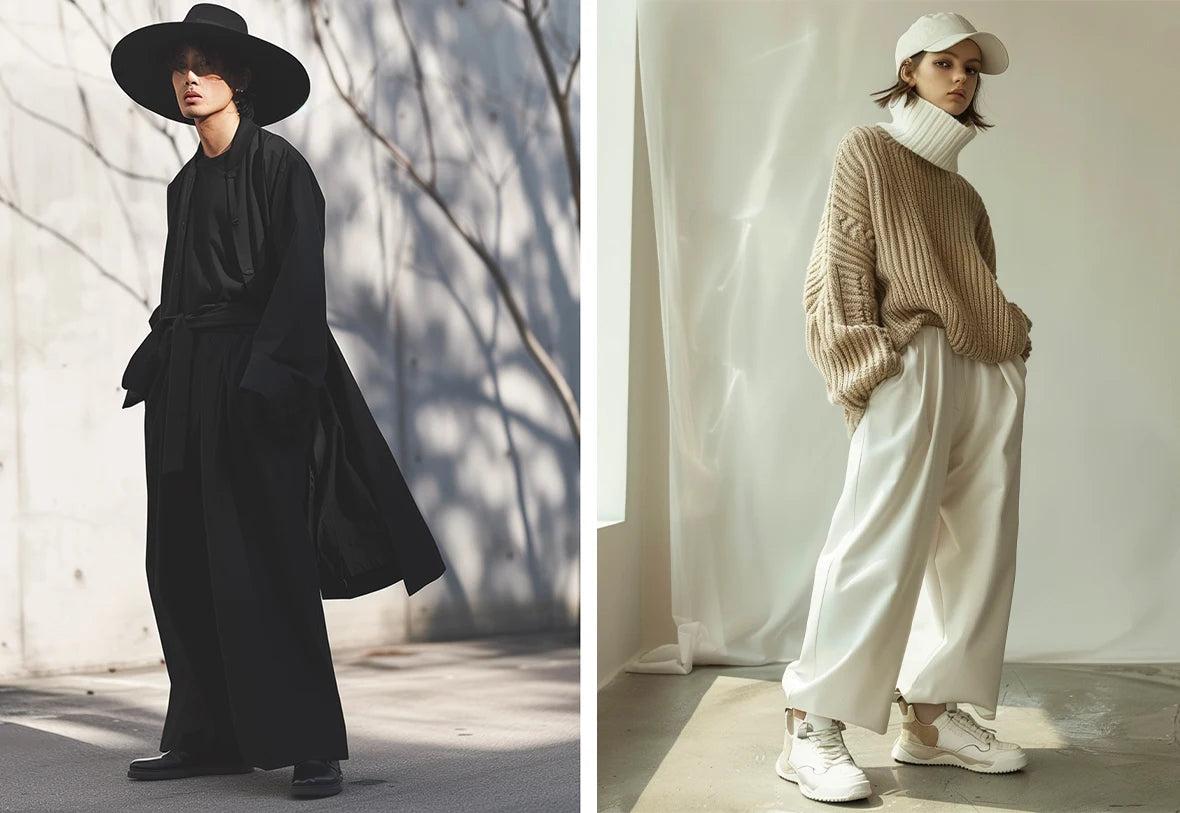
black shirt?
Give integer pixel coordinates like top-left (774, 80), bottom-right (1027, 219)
top-left (179, 140), bottom-right (247, 311)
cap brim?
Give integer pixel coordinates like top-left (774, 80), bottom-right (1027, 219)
top-left (925, 31), bottom-right (1009, 75)
top-left (111, 21), bottom-right (309, 126)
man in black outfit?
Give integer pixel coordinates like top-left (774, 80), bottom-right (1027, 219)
top-left (110, 4), bottom-right (446, 799)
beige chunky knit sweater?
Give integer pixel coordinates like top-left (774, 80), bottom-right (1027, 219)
top-left (804, 95), bottom-right (1032, 435)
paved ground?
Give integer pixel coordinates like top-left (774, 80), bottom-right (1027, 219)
top-left (0, 632), bottom-right (579, 812)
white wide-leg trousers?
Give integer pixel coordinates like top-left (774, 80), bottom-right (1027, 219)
top-left (783, 326), bottom-right (1027, 734)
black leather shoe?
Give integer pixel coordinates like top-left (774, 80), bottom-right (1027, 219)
top-left (291, 759), bottom-right (343, 798)
top-left (128, 750), bottom-right (253, 780)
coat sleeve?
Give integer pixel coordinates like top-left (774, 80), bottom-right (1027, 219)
top-left (976, 208), bottom-right (1033, 362)
top-left (239, 149), bottom-right (329, 405)
top-left (120, 303), bottom-right (165, 408)
top-left (803, 132), bottom-right (901, 433)
top-left (122, 179), bottom-right (178, 409)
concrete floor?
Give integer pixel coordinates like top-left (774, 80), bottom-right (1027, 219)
top-left (598, 662), bottom-right (1180, 812)
top-left (0, 633), bottom-right (578, 812)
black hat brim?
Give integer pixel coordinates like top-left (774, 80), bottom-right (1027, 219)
top-left (111, 20), bottom-right (309, 127)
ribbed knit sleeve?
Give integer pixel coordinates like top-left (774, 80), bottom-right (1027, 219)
top-left (976, 208), bottom-right (1033, 361)
top-left (804, 134), bottom-right (903, 436)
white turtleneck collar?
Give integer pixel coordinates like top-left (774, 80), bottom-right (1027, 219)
top-left (875, 93), bottom-right (977, 173)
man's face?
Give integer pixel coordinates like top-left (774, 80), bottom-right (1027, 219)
top-left (169, 44), bottom-right (236, 121)
top-left (905, 39), bottom-right (983, 116)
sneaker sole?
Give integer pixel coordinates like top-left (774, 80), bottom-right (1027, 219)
top-left (891, 740), bottom-right (1027, 774)
top-left (775, 756), bottom-right (872, 803)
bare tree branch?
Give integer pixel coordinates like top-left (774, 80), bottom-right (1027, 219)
top-left (94, 0), bottom-right (125, 44)
top-left (55, 0), bottom-right (186, 163)
top-left (392, 0), bottom-right (437, 185)
top-left (0, 19), bottom-right (109, 84)
top-left (0, 191), bottom-right (149, 309)
top-left (562, 46), bottom-right (579, 102)
top-left (521, 0), bottom-right (579, 227)
top-left (0, 75), bottom-right (168, 184)
top-left (497, 0), bottom-right (526, 15)
top-left (309, 7), bottom-right (414, 166)
top-left (316, 1), bottom-right (358, 95)
top-left (307, 0), bottom-right (580, 446)
top-left (62, 0), bottom-right (114, 50)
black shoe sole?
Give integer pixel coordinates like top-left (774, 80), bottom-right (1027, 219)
top-left (291, 781), bottom-right (342, 798)
top-left (128, 765), bottom-right (254, 781)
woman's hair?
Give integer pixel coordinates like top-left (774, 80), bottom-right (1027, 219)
top-left (159, 38), bottom-right (256, 121)
top-left (870, 50), bottom-right (993, 131)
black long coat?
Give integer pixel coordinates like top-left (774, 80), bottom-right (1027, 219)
top-left (122, 116), bottom-right (446, 600)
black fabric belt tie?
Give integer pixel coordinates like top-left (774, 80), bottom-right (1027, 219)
top-left (159, 302), bottom-right (262, 474)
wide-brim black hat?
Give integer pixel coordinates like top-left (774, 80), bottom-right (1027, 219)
top-left (111, 3), bottom-right (309, 127)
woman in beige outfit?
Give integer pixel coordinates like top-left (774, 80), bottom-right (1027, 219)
top-left (776, 12), bottom-right (1033, 805)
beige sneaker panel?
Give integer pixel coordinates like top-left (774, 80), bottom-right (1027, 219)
top-left (901, 718), bottom-right (940, 747)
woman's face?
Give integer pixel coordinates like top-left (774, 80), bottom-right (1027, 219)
top-left (169, 44), bottom-right (241, 122)
top-left (902, 38), bottom-right (982, 116)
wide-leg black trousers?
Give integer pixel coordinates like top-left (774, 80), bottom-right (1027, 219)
top-left (142, 329), bottom-right (348, 770)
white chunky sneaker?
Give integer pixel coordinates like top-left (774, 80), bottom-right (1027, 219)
top-left (775, 709), bottom-right (872, 803)
top-left (891, 698), bottom-right (1028, 774)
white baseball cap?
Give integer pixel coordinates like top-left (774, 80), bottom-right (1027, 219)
top-left (895, 12), bottom-right (1009, 75)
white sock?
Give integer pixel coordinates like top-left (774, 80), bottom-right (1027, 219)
top-left (803, 711), bottom-right (836, 730)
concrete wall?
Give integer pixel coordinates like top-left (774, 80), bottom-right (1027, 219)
top-left (0, 0), bottom-right (579, 678)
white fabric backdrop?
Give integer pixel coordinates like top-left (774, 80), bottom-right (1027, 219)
top-left (630, 0), bottom-right (1180, 674)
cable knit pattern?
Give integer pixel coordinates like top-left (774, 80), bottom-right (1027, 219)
top-left (804, 98), bottom-right (1032, 436)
